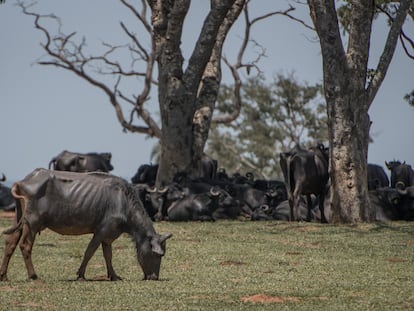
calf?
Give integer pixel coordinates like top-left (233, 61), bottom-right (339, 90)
top-left (0, 168), bottom-right (172, 281)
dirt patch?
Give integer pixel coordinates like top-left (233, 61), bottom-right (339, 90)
top-left (241, 294), bottom-right (301, 304)
top-left (385, 257), bottom-right (408, 263)
top-left (285, 251), bottom-right (303, 256)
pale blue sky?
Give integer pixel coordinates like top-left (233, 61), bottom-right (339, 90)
top-left (1, 1), bottom-right (413, 183)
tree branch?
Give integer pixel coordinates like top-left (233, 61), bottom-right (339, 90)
top-left (183, 0), bottom-right (236, 94)
top-left (367, 0), bottom-right (411, 107)
top-left (19, 1), bottom-right (161, 137)
top-left (212, 1), bottom-right (298, 124)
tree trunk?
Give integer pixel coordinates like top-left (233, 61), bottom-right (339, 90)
top-left (148, 0), bottom-right (243, 186)
top-left (308, 0), bottom-right (410, 223)
top-left (327, 85), bottom-right (373, 223)
top-left (309, 0), bottom-right (374, 223)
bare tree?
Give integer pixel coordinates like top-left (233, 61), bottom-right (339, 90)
top-left (19, 0), bottom-right (302, 186)
top-left (308, 0), bottom-right (411, 223)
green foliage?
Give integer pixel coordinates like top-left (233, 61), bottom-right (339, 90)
top-left (207, 73), bottom-right (327, 179)
top-left (1, 215), bottom-right (413, 310)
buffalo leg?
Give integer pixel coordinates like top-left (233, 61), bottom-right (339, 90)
top-left (19, 224), bottom-right (38, 280)
top-left (0, 229), bottom-right (23, 281)
top-left (77, 234), bottom-right (102, 281)
top-left (319, 194), bottom-right (328, 223)
top-left (287, 193), bottom-right (294, 221)
top-left (306, 194), bottom-right (313, 222)
top-left (101, 241), bottom-right (122, 281)
top-left (292, 188), bottom-right (302, 221)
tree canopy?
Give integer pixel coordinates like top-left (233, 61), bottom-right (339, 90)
top-left (207, 73), bottom-right (327, 179)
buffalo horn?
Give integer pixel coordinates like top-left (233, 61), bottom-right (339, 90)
top-left (158, 186), bottom-right (168, 193)
top-left (209, 186), bottom-right (220, 196)
top-left (147, 186), bottom-right (157, 193)
top-left (396, 181), bottom-right (407, 195)
top-left (0, 173), bottom-right (5, 182)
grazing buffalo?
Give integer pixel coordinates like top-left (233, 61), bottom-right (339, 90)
top-left (385, 160), bottom-right (414, 188)
top-left (280, 144), bottom-right (329, 223)
top-left (367, 164), bottom-right (390, 190)
top-left (49, 150), bottom-right (114, 173)
top-left (0, 168), bottom-right (172, 281)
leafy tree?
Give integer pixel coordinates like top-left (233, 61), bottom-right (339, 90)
top-left (308, 0), bottom-right (411, 223)
top-left (207, 73), bottom-right (327, 179)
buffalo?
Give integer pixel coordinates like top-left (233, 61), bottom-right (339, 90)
top-left (131, 164), bottom-right (159, 185)
top-left (385, 160), bottom-right (413, 188)
top-left (0, 168), bottom-right (172, 281)
top-left (367, 163), bottom-right (389, 190)
top-left (280, 144), bottom-right (329, 223)
top-left (49, 150), bottom-right (114, 173)
top-left (167, 187), bottom-right (234, 221)
top-left (0, 174), bottom-right (15, 211)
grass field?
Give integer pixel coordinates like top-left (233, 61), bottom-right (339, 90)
top-left (0, 211), bottom-right (413, 310)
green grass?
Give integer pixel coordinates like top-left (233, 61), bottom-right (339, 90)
top-left (0, 213), bottom-right (413, 310)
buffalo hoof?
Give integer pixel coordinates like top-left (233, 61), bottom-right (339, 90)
top-left (109, 275), bottom-right (123, 281)
top-left (0, 274), bottom-right (8, 282)
top-left (29, 274), bottom-right (38, 280)
top-left (143, 274), bottom-right (159, 281)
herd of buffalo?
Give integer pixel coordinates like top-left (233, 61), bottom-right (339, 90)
top-left (0, 146), bottom-right (413, 281)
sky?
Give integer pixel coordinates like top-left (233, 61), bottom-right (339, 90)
top-left (1, 1), bottom-right (413, 185)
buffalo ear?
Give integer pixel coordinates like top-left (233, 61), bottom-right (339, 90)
top-left (151, 233), bottom-right (172, 256)
top-left (160, 233), bottom-right (173, 243)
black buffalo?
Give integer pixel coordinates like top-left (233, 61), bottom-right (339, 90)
top-left (280, 144), bottom-right (329, 223)
top-left (0, 174), bottom-right (15, 211)
top-left (49, 150), bottom-right (114, 173)
top-left (369, 187), bottom-right (402, 221)
top-left (385, 160), bottom-right (414, 188)
top-left (0, 168), bottom-right (172, 281)
top-left (367, 164), bottom-right (389, 190)
top-left (134, 183), bottom-right (185, 221)
top-left (131, 164), bottom-right (159, 185)
top-left (131, 155), bottom-right (217, 186)
top-left (167, 187), bottom-right (234, 221)
top-left (394, 185), bottom-right (414, 220)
